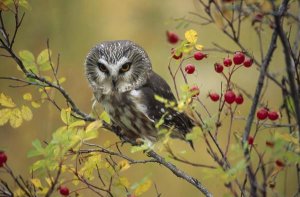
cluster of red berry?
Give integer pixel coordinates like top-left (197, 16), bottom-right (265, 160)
top-left (184, 51), bottom-right (208, 74)
top-left (0, 151), bottom-right (7, 167)
top-left (208, 91), bottom-right (244, 105)
top-left (256, 108), bottom-right (279, 121)
top-left (215, 51), bottom-right (253, 73)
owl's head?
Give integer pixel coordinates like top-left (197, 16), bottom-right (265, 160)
top-left (85, 40), bottom-right (152, 94)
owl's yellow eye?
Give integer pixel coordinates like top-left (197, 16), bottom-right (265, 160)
top-left (120, 62), bottom-right (131, 73)
top-left (97, 62), bottom-right (108, 73)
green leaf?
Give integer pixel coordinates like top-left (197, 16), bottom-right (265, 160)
top-left (27, 139), bottom-right (44, 157)
top-left (18, 0), bottom-right (31, 10)
top-left (18, 50), bottom-right (38, 73)
top-left (19, 50), bottom-right (34, 62)
top-left (0, 93), bottom-right (16, 107)
top-left (39, 62), bottom-right (52, 71)
top-left (37, 49), bottom-right (51, 65)
top-left (286, 95), bottom-right (295, 114)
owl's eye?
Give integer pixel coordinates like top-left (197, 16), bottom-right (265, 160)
top-left (120, 62), bottom-right (132, 73)
top-left (97, 62), bottom-right (108, 73)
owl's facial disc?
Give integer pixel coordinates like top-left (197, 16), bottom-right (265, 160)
top-left (96, 57), bottom-right (133, 92)
top-left (85, 40), bottom-right (152, 95)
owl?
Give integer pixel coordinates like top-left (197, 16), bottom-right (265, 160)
top-left (85, 40), bottom-right (194, 147)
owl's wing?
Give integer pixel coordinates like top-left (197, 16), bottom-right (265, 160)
top-left (137, 71), bottom-right (194, 139)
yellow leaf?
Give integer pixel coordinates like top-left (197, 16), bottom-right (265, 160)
top-left (100, 111), bottom-right (111, 124)
top-left (118, 160), bottom-right (130, 172)
top-left (9, 108), bottom-right (23, 128)
top-left (86, 120), bottom-right (102, 132)
top-left (23, 93), bottom-right (32, 101)
top-left (185, 29), bottom-right (198, 44)
top-left (119, 176), bottom-right (130, 188)
top-left (58, 77), bottom-right (66, 84)
top-left (0, 93), bottom-right (16, 108)
top-left (45, 178), bottom-right (52, 186)
top-left (61, 108), bottom-right (71, 125)
top-left (31, 178), bottom-right (42, 188)
top-left (72, 179), bottom-right (80, 186)
top-left (134, 179), bottom-right (152, 196)
top-left (0, 108), bottom-right (11, 126)
top-left (14, 188), bottom-right (25, 196)
top-left (21, 105), bottom-right (33, 121)
top-left (195, 44), bottom-right (204, 50)
top-left (260, 0), bottom-right (272, 12)
top-left (69, 120), bottom-right (86, 128)
top-left (31, 101), bottom-right (41, 108)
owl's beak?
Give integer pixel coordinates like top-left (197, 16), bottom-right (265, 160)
top-left (112, 78), bottom-right (117, 88)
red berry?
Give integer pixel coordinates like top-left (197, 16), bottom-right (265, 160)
top-left (275, 160), bottom-right (285, 167)
top-left (0, 152), bottom-right (7, 167)
top-left (257, 108), bottom-right (268, 120)
top-left (166, 31), bottom-right (179, 44)
top-left (266, 141), bottom-right (274, 148)
top-left (185, 64), bottom-right (195, 74)
top-left (252, 13), bottom-right (264, 26)
top-left (235, 94), bottom-right (244, 104)
top-left (59, 186), bottom-right (70, 196)
top-left (190, 86), bottom-right (200, 97)
top-left (243, 58), bottom-right (253, 67)
top-left (233, 52), bottom-right (245, 65)
top-left (248, 136), bottom-right (254, 145)
top-left (268, 111), bottom-right (279, 121)
top-left (214, 63), bottom-right (224, 73)
top-left (209, 92), bottom-right (220, 102)
top-left (173, 52), bottom-right (183, 60)
top-left (254, 13), bottom-right (264, 22)
top-left (223, 57), bottom-right (232, 67)
top-left (224, 90), bottom-right (236, 104)
top-left (194, 51), bottom-right (207, 60)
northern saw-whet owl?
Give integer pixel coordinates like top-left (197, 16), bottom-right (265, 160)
top-left (85, 40), bottom-right (194, 147)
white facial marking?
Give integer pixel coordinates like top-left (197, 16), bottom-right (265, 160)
top-left (98, 58), bottom-right (108, 65)
top-left (117, 57), bottom-right (129, 67)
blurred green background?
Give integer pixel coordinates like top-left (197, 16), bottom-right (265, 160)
top-left (0, 0), bottom-right (297, 196)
